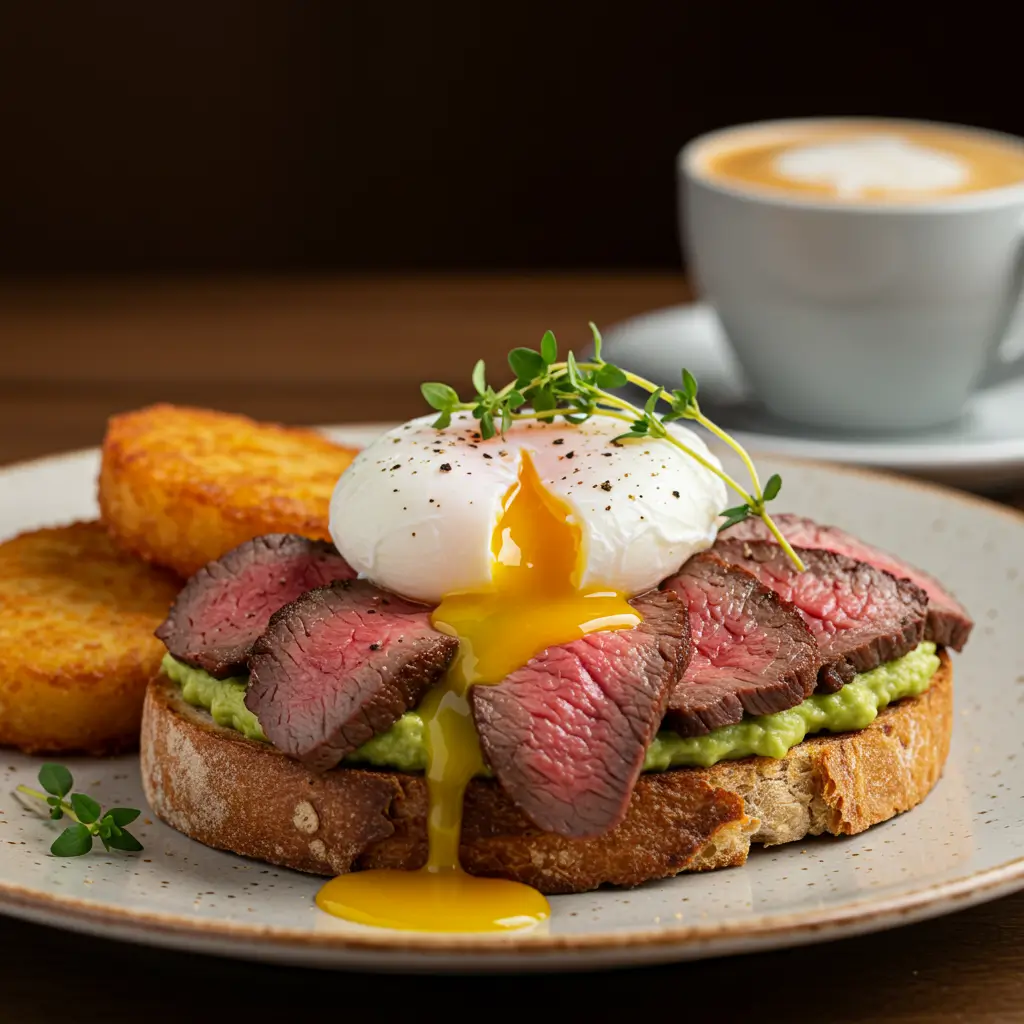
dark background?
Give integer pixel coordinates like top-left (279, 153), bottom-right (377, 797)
top-left (1, 4), bottom-right (1021, 275)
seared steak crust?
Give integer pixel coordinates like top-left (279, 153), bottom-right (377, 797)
top-left (156, 533), bottom-right (355, 678)
top-left (470, 589), bottom-right (690, 840)
top-left (246, 580), bottom-right (457, 771)
top-left (715, 540), bottom-right (928, 691)
top-left (720, 514), bottom-right (972, 650)
top-left (661, 553), bottom-right (820, 737)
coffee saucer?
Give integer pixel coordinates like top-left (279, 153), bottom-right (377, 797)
top-left (600, 303), bottom-right (1024, 492)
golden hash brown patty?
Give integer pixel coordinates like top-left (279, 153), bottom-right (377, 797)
top-left (99, 404), bottom-right (358, 577)
top-left (0, 522), bottom-right (182, 754)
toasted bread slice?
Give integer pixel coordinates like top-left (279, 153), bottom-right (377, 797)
top-left (98, 405), bottom-right (358, 578)
top-left (702, 650), bottom-right (954, 845)
top-left (140, 652), bottom-right (951, 894)
top-left (0, 522), bottom-right (181, 754)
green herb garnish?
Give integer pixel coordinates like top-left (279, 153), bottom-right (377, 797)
top-left (17, 764), bottom-right (143, 856)
top-left (421, 324), bottom-right (804, 571)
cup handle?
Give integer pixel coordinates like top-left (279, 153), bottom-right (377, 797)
top-left (979, 215), bottom-right (1024, 389)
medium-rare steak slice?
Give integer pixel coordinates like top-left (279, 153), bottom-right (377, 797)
top-left (246, 580), bottom-right (458, 771)
top-left (715, 539), bottom-right (928, 691)
top-left (661, 554), bottom-right (820, 737)
top-left (470, 589), bottom-right (690, 840)
top-left (156, 534), bottom-right (356, 678)
top-left (720, 514), bottom-right (972, 650)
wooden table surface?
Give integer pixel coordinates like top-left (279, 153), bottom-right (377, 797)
top-left (1, 274), bottom-right (1022, 1022)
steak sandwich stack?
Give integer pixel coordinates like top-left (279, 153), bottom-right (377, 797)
top-left (143, 511), bottom-right (968, 893)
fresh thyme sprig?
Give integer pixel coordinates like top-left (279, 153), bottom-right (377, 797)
top-left (421, 325), bottom-right (805, 571)
top-left (17, 764), bottom-right (143, 856)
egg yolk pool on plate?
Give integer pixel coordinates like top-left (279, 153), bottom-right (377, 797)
top-left (316, 451), bottom-right (639, 931)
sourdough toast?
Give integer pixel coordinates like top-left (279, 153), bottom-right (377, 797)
top-left (141, 653), bottom-right (952, 893)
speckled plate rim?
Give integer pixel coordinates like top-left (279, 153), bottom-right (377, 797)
top-left (0, 848), bottom-right (1024, 970)
top-left (0, 433), bottom-right (1023, 969)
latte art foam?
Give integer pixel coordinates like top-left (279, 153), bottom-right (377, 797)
top-left (698, 120), bottom-right (1024, 203)
top-left (774, 136), bottom-right (969, 198)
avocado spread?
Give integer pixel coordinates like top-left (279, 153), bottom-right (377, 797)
top-left (162, 642), bottom-right (939, 773)
top-left (164, 657), bottom-right (266, 741)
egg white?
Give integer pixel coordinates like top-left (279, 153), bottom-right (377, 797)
top-left (329, 413), bottom-right (728, 604)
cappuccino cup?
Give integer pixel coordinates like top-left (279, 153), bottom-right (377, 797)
top-left (679, 118), bottom-right (1024, 431)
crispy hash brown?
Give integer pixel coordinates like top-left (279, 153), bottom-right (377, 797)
top-left (99, 404), bottom-right (358, 577)
top-left (0, 522), bottom-right (181, 754)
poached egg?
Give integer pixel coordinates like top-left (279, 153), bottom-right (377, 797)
top-left (329, 412), bottom-right (727, 603)
top-left (316, 412), bottom-right (727, 932)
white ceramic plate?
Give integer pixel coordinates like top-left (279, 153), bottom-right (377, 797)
top-left (601, 303), bottom-right (1024, 491)
top-left (0, 426), bottom-right (1022, 972)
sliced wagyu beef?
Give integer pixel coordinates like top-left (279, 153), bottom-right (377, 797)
top-left (246, 580), bottom-right (458, 771)
top-left (720, 514), bottom-right (973, 650)
top-left (156, 534), bottom-right (356, 678)
top-left (660, 553), bottom-right (820, 737)
top-left (470, 589), bottom-right (690, 840)
top-left (714, 540), bottom-right (928, 692)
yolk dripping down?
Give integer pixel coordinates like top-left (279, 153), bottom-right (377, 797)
top-left (316, 451), bottom-right (639, 931)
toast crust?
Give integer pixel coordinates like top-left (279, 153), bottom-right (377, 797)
top-left (141, 652), bottom-right (952, 894)
top-left (702, 650), bottom-right (954, 846)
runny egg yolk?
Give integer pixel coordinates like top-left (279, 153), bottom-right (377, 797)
top-left (316, 451), bottom-right (639, 931)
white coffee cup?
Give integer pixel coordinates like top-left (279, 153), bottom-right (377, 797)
top-left (679, 118), bottom-right (1024, 431)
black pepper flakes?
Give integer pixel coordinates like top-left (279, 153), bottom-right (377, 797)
top-left (369, 643), bottom-right (380, 651)
top-left (391, 464), bottom-right (401, 471)
top-left (600, 481), bottom-right (612, 491)
top-left (672, 490), bottom-right (680, 498)
top-left (552, 438), bottom-right (565, 445)
top-left (605, 505), bottom-right (612, 511)
top-left (565, 451), bottom-right (575, 459)
top-left (483, 453), bottom-right (493, 459)
top-left (440, 463), bottom-right (452, 472)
